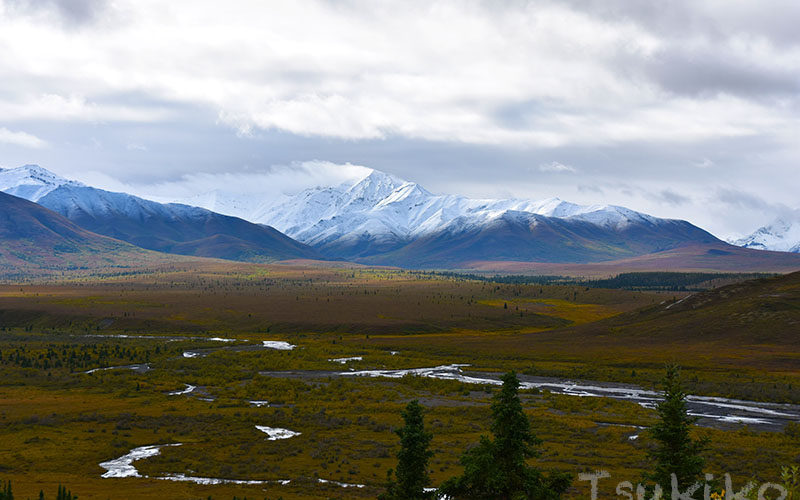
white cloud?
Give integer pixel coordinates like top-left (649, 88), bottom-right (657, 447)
top-left (71, 160), bottom-right (371, 201)
top-left (0, 127), bottom-right (47, 148)
top-left (0, 0), bottom-right (799, 237)
top-left (1, 0), bottom-right (797, 146)
top-left (693, 158), bottom-right (715, 168)
top-left (0, 93), bottom-right (171, 122)
top-left (539, 161), bottom-right (576, 173)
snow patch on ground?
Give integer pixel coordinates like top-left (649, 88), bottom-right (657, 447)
top-left (317, 478), bottom-right (365, 488)
top-left (101, 444), bottom-right (379, 490)
top-left (262, 341), bottom-right (296, 350)
top-left (167, 384), bottom-right (196, 396)
top-left (328, 356), bottom-right (363, 364)
top-left (159, 474), bottom-right (281, 485)
top-left (99, 444), bottom-right (182, 478)
top-left (84, 364), bottom-right (150, 375)
top-left (255, 425), bottom-right (300, 440)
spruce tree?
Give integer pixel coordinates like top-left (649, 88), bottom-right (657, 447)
top-left (646, 365), bottom-right (708, 495)
top-left (55, 484), bottom-right (76, 500)
top-left (440, 371), bottom-right (571, 499)
top-left (380, 400), bottom-right (434, 500)
top-left (0, 480), bottom-right (11, 500)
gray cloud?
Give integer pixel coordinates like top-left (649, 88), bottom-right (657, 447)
top-left (556, 0), bottom-right (800, 48)
top-left (652, 189), bottom-right (691, 207)
top-left (632, 46), bottom-right (800, 99)
top-left (714, 188), bottom-right (778, 212)
top-left (4, 0), bottom-right (108, 26)
top-left (578, 185), bottom-right (604, 195)
top-left (0, 0), bottom-right (798, 239)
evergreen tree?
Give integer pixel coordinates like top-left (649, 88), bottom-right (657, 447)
top-left (55, 484), bottom-right (76, 500)
top-left (439, 371), bottom-right (571, 499)
top-left (380, 400), bottom-right (434, 500)
top-left (646, 365), bottom-right (708, 495)
top-left (0, 480), bottom-right (11, 500)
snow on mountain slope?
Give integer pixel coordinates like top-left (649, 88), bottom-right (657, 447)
top-left (172, 168), bottom-right (661, 250)
top-left (0, 164), bottom-right (83, 201)
top-left (1, 164), bottom-right (724, 265)
top-left (0, 165), bottom-right (320, 262)
top-left (734, 212), bottom-right (800, 253)
top-left (161, 168), bottom-right (688, 261)
top-left (248, 169), bottom-right (660, 250)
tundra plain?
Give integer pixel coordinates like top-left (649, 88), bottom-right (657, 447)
top-left (0, 261), bottom-right (798, 499)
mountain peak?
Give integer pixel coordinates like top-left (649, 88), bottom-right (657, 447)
top-left (340, 169), bottom-right (410, 207)
top-left (0, 164), bottom-right (84, 202)
top-left (348, 168), bottom-right (406, 191)
top-left (735, 209), bottom-right (800, 253)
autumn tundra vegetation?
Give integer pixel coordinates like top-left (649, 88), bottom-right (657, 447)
top-left (0, 262), bottom-right (797, 499)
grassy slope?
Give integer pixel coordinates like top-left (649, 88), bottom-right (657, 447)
top-left (38, 185), bottom-right (322, 264)
top-left (463, 243), bottom-right (800, 276)
top-left (0, 192), bottom-right (189, 278)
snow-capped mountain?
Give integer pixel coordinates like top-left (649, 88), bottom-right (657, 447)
top-left (0, 165), bottom-right (319, 263)
top-left (0, 164), bottom-right (83, 201)
top-left (173, 168), bottom-right (722, 265)
top-left (734, 212), bottom-right (800, 253)
top-left (1, 164), bottom-right (738, 268)
top-left (184, 169), bottom-right (658, 243)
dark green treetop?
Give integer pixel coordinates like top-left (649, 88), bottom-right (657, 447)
top-left (439, 371), bottom-right (571, 499)
top-left (381, 399), bottom-right (434, 500)
top-left (646, 364), bottom-right (708, 495)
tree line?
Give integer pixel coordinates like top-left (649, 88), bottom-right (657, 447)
top-left (380, 366), bottom-right (713, 499)
top-left (0, 483), bottom-right (76, 500)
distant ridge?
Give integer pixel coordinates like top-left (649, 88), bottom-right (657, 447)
top-left (0, 165), bottom-right (321, 264)
top-left (171, 168), bottom-right (758, 268)
top-left (3, 164), bottom-right (799, 272)
top-left (0, 191), bottom-right (174, 276)
top-left (734, 210), bottom-right (800, 253)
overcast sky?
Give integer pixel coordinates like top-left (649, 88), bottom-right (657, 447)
top-left (0, 0), bottom-right (798, 239)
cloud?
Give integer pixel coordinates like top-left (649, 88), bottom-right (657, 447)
top-left (538, 161), bottom-right (577, 173)
top-left (0, 127), bottom-right (47, 148)
top-left (637, 45), bottom-right (800, 99)
top-left (1, 0), bottom-right (797, 147)
top-left (0, 0), bottom-right (798, 238)
top-left (652, 189), bottom-right (691, 206)
top-left (578, 184), bottom-right (604, 194)
top-left (713, 188), bottom-right (779, 212)
top-left (4, 0), bottom-right (108, 27)
top-left (693, 158), bottom-right (714, 168)
top-left (0, 94), bottom-right (172, 123)
top-left (74, 160), bottom-right (372, 201)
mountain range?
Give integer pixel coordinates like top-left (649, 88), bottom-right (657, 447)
top-left (175, 169), bottom-right (727, 266)
top-left (0, 165), bottom-right (320, 263)
top-left (1, 164), bottom-right (799, 272)
top-left (0, 191), bottom-right (174, 276)
top-left (733, 211), bottom-right (800, 253)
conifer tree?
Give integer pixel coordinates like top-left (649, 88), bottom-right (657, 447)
top-left (440, 371), bottom-right (571, 499)
top-left (381, 400), bottom-right (434, 500)
top-left (55, 484), bottom-right (76, 500)
top-left (0, 480), bottom-right (11, 500)
top-left (646, 365), bottom-right (708, 495)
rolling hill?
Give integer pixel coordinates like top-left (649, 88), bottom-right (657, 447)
top-left (0, 191), bottom-right (175, 276)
